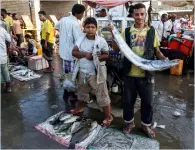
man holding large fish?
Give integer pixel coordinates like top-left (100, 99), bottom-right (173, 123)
top-left (109, 3), bottom-right (168, 138)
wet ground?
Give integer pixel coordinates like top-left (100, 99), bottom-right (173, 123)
top-left (1, 54), bottom-right (194, 149)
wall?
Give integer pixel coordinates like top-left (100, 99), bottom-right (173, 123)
top-left (40, 1), bottom-right (77, 20)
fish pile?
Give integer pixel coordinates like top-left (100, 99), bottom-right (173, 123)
top-left (9, 65), bottom-right (41, 81)
top-left (109, 16), bottom-right (179, 71)
top-left (48, 112), bottom-right (99, 148)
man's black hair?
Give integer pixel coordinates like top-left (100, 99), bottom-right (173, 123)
top-left (25, 34), bottom-right (31, 39)
top-left (38, 11), bottom-right (46, 16)
top-left (101, 9), bottom-right (106, 12)
top-left (133, 3), bottom-right (146, 11)
top-left (161, 14), bottom-right (167, 19)
top-left (1, 9), bottom-right (7, 14)
top-left (72, 4), bottom-right (85, 16)
top-left (83, 17), bottom-right (97, 28)
top-left (129, 5), bottom-right (134, 14)
top-left (12, 13), bottom-right (17, 18)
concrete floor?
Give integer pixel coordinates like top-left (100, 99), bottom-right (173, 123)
top-left (1, 54), bottom-right (194, 149)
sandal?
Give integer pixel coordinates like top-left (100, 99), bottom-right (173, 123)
top-left (101, 116), bottom-right (113, 127)
top-left (141, 125), bottom-right (155, 138)
top-left (123, 122), bottom-right (135, 134)
top-left (70, 108), bottom-right (84, 115)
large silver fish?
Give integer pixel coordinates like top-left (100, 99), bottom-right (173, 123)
top-left (110, 19), bottom-right (179, 71)
top-left (76, 122), bottom-right (101, 149)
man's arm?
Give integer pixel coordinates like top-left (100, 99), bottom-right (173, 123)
top-left (4, 29), bottom-right (11, 43)
top-left (155, 47), bottom-right (167, 60)
top-left (98, 51), bottom-right (109, 62)
top-left (72, 23), bottom-right (82, 44)
top-left (72, 45), bottom-right (93, 60)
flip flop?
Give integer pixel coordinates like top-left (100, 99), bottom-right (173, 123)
top-left (101, 116), bottom-right (113, 127)
top-left (123, 122), bottom-right (135, 134)
top-left (141, 125), bottom-right (156, 139)
top-left (70, 108), bottom-right (84, 115)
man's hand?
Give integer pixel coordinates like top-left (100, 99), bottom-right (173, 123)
top-left (85, 52), bottom-right (93, 60)
top-left (44, 41), bottom-right (48, 49)
top-left (108, 24), bottom-right (114, 32)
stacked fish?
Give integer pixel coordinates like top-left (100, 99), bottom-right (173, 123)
top-left (10, 65), bottom-right (35, 78)
top-left (48, 112), bottom-right (99, 147)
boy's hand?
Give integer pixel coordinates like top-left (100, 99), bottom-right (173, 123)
top-left (96, 51), bottom-right (101, 59)
top-left (85, 52), bottom-right (93, 60)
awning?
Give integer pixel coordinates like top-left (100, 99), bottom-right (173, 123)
top-left (160, 0), bottom-right (194, 7)
top-left (83, 0), bottom-right (149, 8)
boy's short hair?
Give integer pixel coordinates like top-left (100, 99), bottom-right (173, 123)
top-left (83, 17), bottom-right (97, 28)
top-left (38, 11), bottom-right (46, 16)
top-left (24, 34), bottom-right (31, 39)
top-left (72, 4), bottom-right (85, 16)
top-left (1, 9), bottom-right (7, 14)
top-left (133, 3), bottom-right (146, 12)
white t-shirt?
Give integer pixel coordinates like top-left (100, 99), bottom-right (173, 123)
top-left (0, 26), bottom-right (11, 64)
top-left (55, 15), bottom-right (83, 61)
top-left (76, 36), bottom-right (109, 75)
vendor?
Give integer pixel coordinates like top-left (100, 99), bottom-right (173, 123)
top-left (24, 34), bottom-right (42, 56)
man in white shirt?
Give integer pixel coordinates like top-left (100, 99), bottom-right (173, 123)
top-left (164, 14), bottom-right (177, 38)
top-left (0, 26), bottom-right (11, 92)
top-left (174, 18), bottom-right (185, 33)
top-left (154, 14), bottom-right (168, 42)
top-left (55, 4), bottom-right (85, 102)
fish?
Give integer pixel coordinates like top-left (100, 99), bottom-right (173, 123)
top-left (75, 121), bottom-right (100, 149)
top-left (71, 118), bottom-right (93, 134)
top-left (109, 16), bottom-right (179, 71)
top-left (56, 122), bottom-right (74, 133)
top-left (70, 121), bottom-right (82, 134)
top-left (59, 113), bottom-right (72, 121)
top-left (63, 116), bottom-right (80, 124)
top-left (70, 127), bottom-right (91, 146)
top-left (49, 115), bottom-right (62, 126)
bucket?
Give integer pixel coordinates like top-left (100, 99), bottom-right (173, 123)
top-left (170, 59), bottom-right (183, 76)
top-left (168, 39), bottom-right (180, 50)
top-left (112, 84), bottom-right (118, 93)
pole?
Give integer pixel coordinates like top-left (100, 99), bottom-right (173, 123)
top-left (148, 0), bottom-right (152, 26)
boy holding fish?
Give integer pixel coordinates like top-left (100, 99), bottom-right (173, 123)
top-left (71, 17), bottom-right (113, 127)
top-left (109, 3), bottom-right (167, 138)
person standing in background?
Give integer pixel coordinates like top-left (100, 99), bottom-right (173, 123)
top-left (0, 26), bottom-right (12, 92)
top-left (1, 9), bottom-right (15, 36)
top-left (38, 11), bottom-right (55, 73)
top-left (164, 14), bottom-right (177, 38)
top-left (154, 14), bottom-right (168, 42)
top-left (12, 13), bottom-right (23, 47)
top-left (55, 4), bottom-right (85, 102)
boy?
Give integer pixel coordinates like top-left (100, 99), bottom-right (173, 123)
top-left (71, 17), bottom-right (112, 127)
